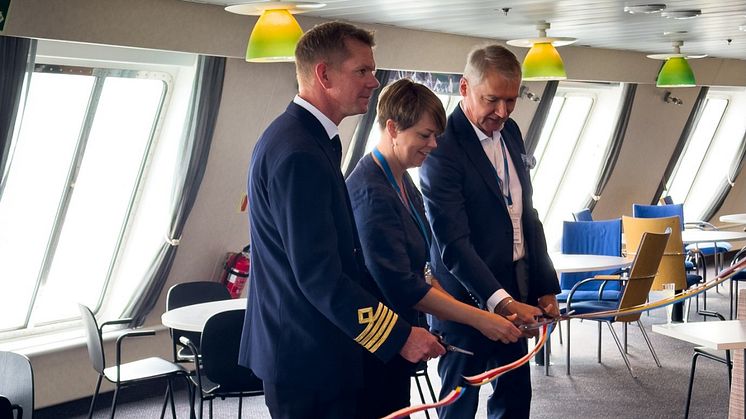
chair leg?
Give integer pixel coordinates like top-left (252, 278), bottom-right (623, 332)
top-left (597, 321), bottom-right (602, 363)
top-left (209, 398), bottom-right (213, 419)
top-left (159, 383), bottom-right (170, 419)
top-left (423, 369), bottom-right (437, 403)
top-left (623, 322), bottom-right (628, 354)
top-left (685, 352), bottom-right (700, 419)
top-left (637, 321), bottom-right (661, 367)
top-left (557, 320), bottom-right (563, 345)
top-left (109, 385), bottom-right (120, 419)
top-left (238, 396), bottom-right (243, 419)
top-left (87, 375), bottom-right (103, 419)
top-left (412, 372), bottom-right (431, 419)
top-left (606, 322), bottom-right (635, 378)
top-left (566, 319), bottom-right (571, 375)
top-left (168, 381), bottom-right (177, 419)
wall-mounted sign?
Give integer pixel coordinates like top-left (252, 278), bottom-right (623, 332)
top-left (0, 0), bottom-right (10, 31)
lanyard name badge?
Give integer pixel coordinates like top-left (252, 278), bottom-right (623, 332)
top-left (372, 148), bottom-right (432, 252)
top-left (491, 137), bottom-right (521, 246)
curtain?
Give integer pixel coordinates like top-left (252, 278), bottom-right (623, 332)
top-left (0, 35), bottom-right (35, 186)
top-left (700, 128), bottom-right (746, 221)
top-left (126, 55), bottom-right (226, 326)
top-left (652, 86), bottom-right (710, 205)
top-left (587, 83), bottom-right (637, 211)
top-left (343, 69), bottom-right (392, 177)
top-left (524, 81), bottom-right (558, 155)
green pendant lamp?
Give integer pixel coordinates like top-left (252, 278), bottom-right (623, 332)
top-left (507, 21), bottom-right (576, 81)
top-left (647, 41), bottom-right (704, 88)
top-left (226, 1), bottom-right (326, 63)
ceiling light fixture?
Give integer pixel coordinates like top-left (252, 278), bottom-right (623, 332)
top-left (507, 21), bottom-right (577, 81)
top-left (647, 41), bottom-right (705, 88)
top-left (624, 4), bottom-right (666, 14)
top-left (660, 9), bottom-right (702, 19)
top-left (226, 1), bottom-right (326, 63)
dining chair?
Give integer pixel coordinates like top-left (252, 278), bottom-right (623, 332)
top-left (562, 229), bottom-right (669, 377)
top-left (0, 350), bottom-right (33, 419)
top-left (684, 310), bottom-right (732, 419)
top-left (572, 208), bottom-right (593, 222)
top-left (78, 304), bottom-right (189, 419)
top-left (179, 309), bottom-right (263, 419)
top-left (729, 247), bottom-right (746, 319)
top-left (165, 281), bottom-right (231, 364)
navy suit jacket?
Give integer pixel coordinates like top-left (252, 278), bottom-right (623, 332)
top-left (420, 105), bottom-right (559, 333)
top-left (347, 153), bottom-right (431, 328)
top-left (239, 102), bottom-right (410, 390)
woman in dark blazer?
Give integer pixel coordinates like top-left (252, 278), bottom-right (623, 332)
top-left (347, 79), bottom-right (522, 418)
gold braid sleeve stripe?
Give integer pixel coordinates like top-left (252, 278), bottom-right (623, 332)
top-left (360, 307), bottom-right (392, 348)
top-left (368, 311), bottom-right (398, 353)
top-left (354, 303), bottom-right (385, 344)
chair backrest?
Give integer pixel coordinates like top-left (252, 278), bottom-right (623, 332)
top-left (659, 195), bottom-right (675, 205)
top-left (0, 351), bottom-right (34, 419)
top-left (572, 208), bottom-right (593, 222)
top-left (78, 304), bottom-right (106, 374)
top-left (560, 219), bottom-right (623, 291)
top-left (166, 281), bottom-right (231, 360)
top-left (632, 203), bottom-right (685, 231)
top-left (200, 309), bottom-right (262, 393)
top-left (623, 215), bottom-right (687, 290)
top-left (616, 230), bottom-right (669, 322)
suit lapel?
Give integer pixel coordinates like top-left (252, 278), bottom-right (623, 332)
top-left (501, 121), bottom-right (531, 203)
top-left (286, 102), bottom-right (339, 169)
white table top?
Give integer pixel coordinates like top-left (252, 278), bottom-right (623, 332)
top-left (161, 298), bottom-right (247, 332)
top-left (720, 213), bottom-right (746, 225)
top-left (549, 253), bottom-right (632, 273)
top-left (652, 320), bottom-right (746, 350)
top-left (681, 229), bottom-right (746, 245)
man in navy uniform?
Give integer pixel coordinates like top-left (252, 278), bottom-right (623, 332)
top-left (420, 44), bottom-right (560, 419)
top-left (239, 22), bottom-right (444, 419)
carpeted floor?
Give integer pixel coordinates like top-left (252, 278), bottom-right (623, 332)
top-left (38, 284), bottom-right (736, 418)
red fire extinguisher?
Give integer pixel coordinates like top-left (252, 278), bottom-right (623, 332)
top-left (224, 244), bottom-right (250, 298)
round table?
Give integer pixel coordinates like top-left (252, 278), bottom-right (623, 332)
top-left (549, 253), bottom-right (632, 273)
top-left (720, 213), bottom-right (746, 225)
top-left (681, 230), bottom-right (746, 245)
top-left (161, 298), bottom-right (247, 332)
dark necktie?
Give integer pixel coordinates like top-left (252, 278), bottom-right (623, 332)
top-left (330, 134), bottom-right (342, 165)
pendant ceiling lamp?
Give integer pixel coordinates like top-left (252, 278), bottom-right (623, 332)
top-left (507, 21), bottom-right (576, 81)
top-left (647, 41), bottom-right (706, 88)
top-left (226, 1), bottom-right (325, 63)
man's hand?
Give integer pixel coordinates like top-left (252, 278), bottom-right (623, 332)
top-left (399, 327), bottom-right (446, 363)
top-left (496, 299), bottom-right (543, 338)
top-left (475, 311), bottom-right (522, 344)
top-left (537, 295), bottom-right (560, 318)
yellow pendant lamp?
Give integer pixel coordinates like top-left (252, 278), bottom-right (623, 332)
top-left (507, 21), bottom-right (577, 81)
top-left (226, 1), bottom-right (326, 63)
top-left (647, 41), bottom-right (705, 88)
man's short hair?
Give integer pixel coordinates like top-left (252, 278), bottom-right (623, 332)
top-left (463, 44), bottom-right (522, 85)
top-left (295, 21), bottom-right (375, 85)
top-left (377, 79), bottom-right (446, 134)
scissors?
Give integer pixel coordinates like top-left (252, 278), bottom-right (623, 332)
top-left (434, 333), bottom-right (474, 356)
top-left (519, 309), bottom-right (575, 331)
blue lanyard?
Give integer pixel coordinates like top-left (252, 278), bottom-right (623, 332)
top-left (490, 136), bottom-right (513, 207)
top-left (372, 148), bottom-right (432, 250)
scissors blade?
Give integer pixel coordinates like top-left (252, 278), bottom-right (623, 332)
top-left (446, 344), bottom-right (475, 356)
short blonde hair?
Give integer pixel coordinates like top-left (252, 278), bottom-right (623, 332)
top-left (295, 21), bottom-right (375, 86)
top-left (377, 79), bottom-right (446, 134)
top-left (463, 44), bottom-right (521, 85)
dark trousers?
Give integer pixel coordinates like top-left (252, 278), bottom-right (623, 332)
top-left (356, 354), bottom-right (416, 419)
top-left (264, 381), bottom-right (357, 419)
top-left (435, 331), bottom-right (531, 419)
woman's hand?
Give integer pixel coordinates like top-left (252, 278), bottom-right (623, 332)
top-left (475, 311), bottom-right (522, 344)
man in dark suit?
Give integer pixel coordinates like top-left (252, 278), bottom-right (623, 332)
top-left (238, 22), bottom-right (444, 419)
top-left (420, 44), bottom-right (561, 419)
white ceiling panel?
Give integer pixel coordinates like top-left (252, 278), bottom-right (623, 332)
top-left (185, 0), bottom-right (746, 60)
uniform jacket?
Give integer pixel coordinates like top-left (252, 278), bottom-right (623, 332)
top-left (239, 102), bottom-right (410, 389)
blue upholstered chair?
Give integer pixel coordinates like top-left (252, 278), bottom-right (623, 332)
top-left (572, 208), bottom-right (593, 222)
top-left (561, 230), bottom-right (670, 376)
top-left (557, 219), bottom-right (623, 304)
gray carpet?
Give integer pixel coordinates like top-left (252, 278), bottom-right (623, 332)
top-left (39, 284), bottom-right (737, 418)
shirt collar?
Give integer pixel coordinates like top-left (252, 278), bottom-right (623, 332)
top-left (293, 95), bottom-right (339, 140)
top-left (461, 102), bottom-right (501, 143)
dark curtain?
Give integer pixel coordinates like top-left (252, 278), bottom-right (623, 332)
top-left (343, 69), bottom-right (392, 177)
top-left (587, 83), bottom-right (637, 211)
top-left (126, 55), bottom-right (226, 326)
top-left (0, 35), bottom-right (35, 185)
top-left (700, 128), bottom-right (746, 221)
top-left (652, 86), bottom-right (710, 205)
top-left (524, 81), bottom-right (559, 155)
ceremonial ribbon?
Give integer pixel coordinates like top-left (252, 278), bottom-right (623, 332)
top-left (380, 258), bottom-right (746, 419)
